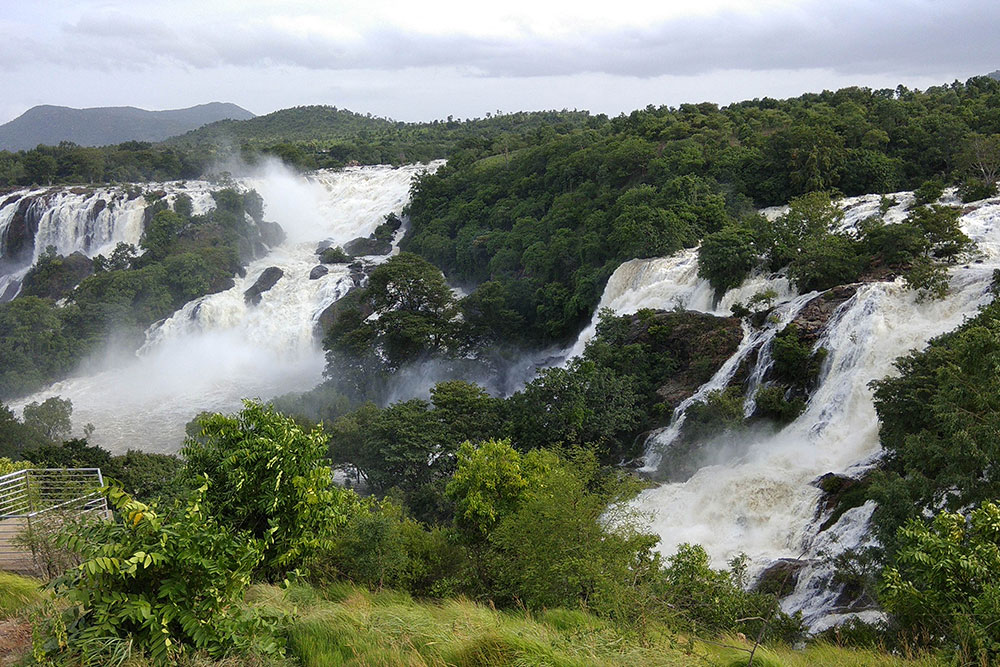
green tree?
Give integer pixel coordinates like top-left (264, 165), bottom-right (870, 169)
top-left (22, 396), bottom-right (73, 441)
top-left (182, 401), bottom-right (358, 579)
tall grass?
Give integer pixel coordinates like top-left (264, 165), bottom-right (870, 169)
top-left (0, 571), bottom-right (43, 618)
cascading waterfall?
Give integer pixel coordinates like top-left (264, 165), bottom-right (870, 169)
top-left (0, 183), bottom-right (217, 300)
top-left (13, 162), bottom-right (441, 452)
top-left (563, 190), bottom-right (1000, 629)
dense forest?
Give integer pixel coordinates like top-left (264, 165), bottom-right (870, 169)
top-left (3, 76), bottom-right (1000, 665)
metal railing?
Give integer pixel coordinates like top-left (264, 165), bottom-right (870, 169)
top-left (0, 468), bottom-right (109, 572)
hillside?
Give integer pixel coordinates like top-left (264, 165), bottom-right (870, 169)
top-left (0, 102), bottom-right (255, 151)
top-left (166, 105), bottom-right (595, 166)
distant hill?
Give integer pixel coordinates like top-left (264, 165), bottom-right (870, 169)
top-left (166, 105), bottom-right (592, 149)
top-left (166, 106), bottom-right (405, 147)
top-left (0, 103), bottom-right (255, 151)
top-left (988, 70), bottom-right (1000, 81)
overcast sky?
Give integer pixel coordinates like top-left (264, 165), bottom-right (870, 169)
top-left (2, 0), bottom-right (997, 124)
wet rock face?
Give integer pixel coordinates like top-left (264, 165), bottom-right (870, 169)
top-left (343, 236), bottom-right (392, 256)
top-left (754, 558), bottom-right (808, 598)
top-left (791, 285), bottom-right (858, 344)
top-left (2, 196), bottom-right (43, 262)
top-left (243, 266), bottom-right (284, 305)
top-left (309, 265), bottom-right (329, 280)
top-left (258, 220), bottom-right (286, 248)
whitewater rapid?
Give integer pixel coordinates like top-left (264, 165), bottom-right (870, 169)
top-left (567, 191), bottom-right (1000, 627)
top-left (12, 162), bottom-right (440, 452)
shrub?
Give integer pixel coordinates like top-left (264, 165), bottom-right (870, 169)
top-left (43, 483), bottom-right (282, 664)
top-left (957, 177), bottom-right (998, 203)
top-left (319, 246), bottom-right (351, 263)
top-left (754, 385), bottom-right (805, 423)
top-left (912, 179), bottom-right (944, 206)
top-left (881, 501), bottom-right (1000, 661)
top-left (655, 544), bottom-right (803, 643)
top-left (182, 400), bottom-right (360, 580)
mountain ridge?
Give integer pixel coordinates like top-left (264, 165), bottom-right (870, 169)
top-left (0, 102), bottom-right (255, 151)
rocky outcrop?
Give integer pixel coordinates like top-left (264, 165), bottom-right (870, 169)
top-left (2, 196), bottom-right (43, 262)
top-left (309, 265), bottom-right (329, 280)
top-left (315, 287), bottom-right (373, 337)
top-left (754, 558), bottom-right (808, 598)
top-left (343, 236), bottom-right (392, 256)
top-left (616, 310), bottom-right (742, 409)
top-left (789, 285), bottom-right (858, 344)
top-left (243, 266), bottom-right (283, 305)
top-left (258, 220), bottom-right (286, 248)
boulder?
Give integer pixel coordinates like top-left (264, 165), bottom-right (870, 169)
top-left (754, 558), bottom-right (808, 598)
top-left (789, 285), bottom-right (858, 344)
top-left (243, 266), bottom-right (284, 305)
top-left (343, 236), bottom-right (392, 256)
top-left (309, 265), bottom-right (329, 280)
top-left (258, 220), bottom-right (286, 248)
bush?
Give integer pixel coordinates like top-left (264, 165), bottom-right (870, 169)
top-left (319, 246), bottom-right (351, 263)
top-left (957, 177), bottom-right (998, 202)
top-left (698, 224), bottom-right (759, 294)
top-left (881, 501), bottom-right (1000, 661)
top-left (43, 484), bottom-right (282, 664)
top-left (754, 385), bottom-right (805, 423)
top-left (182, 400), bottom-right (360, 580)
top-left (771, 324), bottom-right (826, 390)
top-left (912, 179), bottom-right (944, 206)
top-left (655, 544), bottom-right (803, 643)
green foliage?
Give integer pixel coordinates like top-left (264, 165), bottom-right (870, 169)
top-left (771, 324), bottom-right (827, 390)
top-left (43, 484), bottom-right (281, 665)
top-left (698, 224), bottom-right (759, 294)
top-left (323, 253), bottom-right (463, 398)
top-left (753, 385), bottom-right (806, 424)
top-left (680, 387), bottom-right (746, 443)
top-left (182, 400), bottom-right (357, 580)
top-left (20, 246), bottom-right (93, 300)
top-left (655, 544), bottom-right (803, 643)
top-left (912, 179), bottom-right (944, 206)
top-left (870, 300), bottom-right (1000, 551)
top-left (314, 498), bottom-right (462, 597)
top-left (22, 396), bottom-right (73, 441)
top-left (446, 439), bottom-right (539, 538)
top-left (508, 359), bottom-right (642, 459)
top-left (881, 501), bottom-right (1000, 661)
top-left (787, 232), bottom-right (865, 292)
top-left (318, 246), bottom-right (350, 263)
top-left (957, 176), bottom-right (998, 202)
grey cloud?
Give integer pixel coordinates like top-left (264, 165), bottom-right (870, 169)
top-left (12, 0), bottom-right (1000, 80)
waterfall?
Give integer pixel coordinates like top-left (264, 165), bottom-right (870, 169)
top-left (560, 191), bottom-right (1000, 628)
top-left (0, 182), bottom-right (218, 301)
top-left (13, 162), bottom-right (441, 452)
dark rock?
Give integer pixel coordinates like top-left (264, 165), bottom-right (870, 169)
top-left (309, 265), bottom-right (329, 280)
top-left (89, 198), bottom-right (106, 220)
top-left (789, 285), bottom-right (858, 344)
top-left (1, 193), bottom-right (22, 209)
top-left (258, 220), bottom-right (286, 248)
top-left (315, 287), bottom-right (373, 336)
top-left (2, 196), bottom-right (43, 261)
top-left (243, 266), bottom-right (284, 305)
top-left (343, 236), bottom-right (392, 256)
top-left (754, 558), bottom-right (808, 598)
top-left (315, 239), bottom-right (335, 253)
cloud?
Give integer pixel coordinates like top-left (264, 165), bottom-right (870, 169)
top-left (18, 0), bottom-right (993, 80)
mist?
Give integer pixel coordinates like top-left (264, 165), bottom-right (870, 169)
top-left (12, 161), bottom-right (436, 453)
